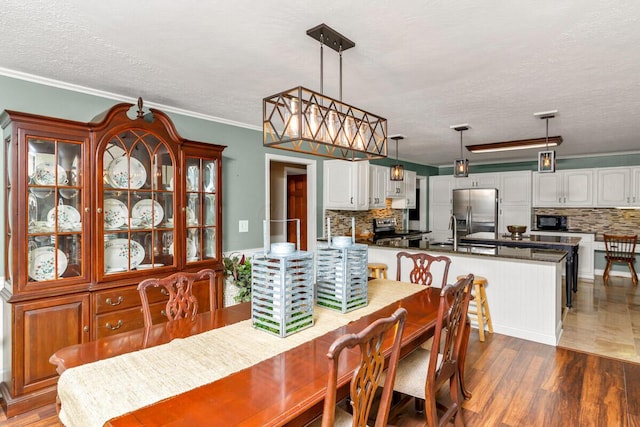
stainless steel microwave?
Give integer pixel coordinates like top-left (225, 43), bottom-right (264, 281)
top-left (536, 214), bottom-right (568, 231)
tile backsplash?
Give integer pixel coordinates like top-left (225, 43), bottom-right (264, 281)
top-left (325, 205), bottom-right (403, 238)
top-left (534, 208), bottom-right (640, 239)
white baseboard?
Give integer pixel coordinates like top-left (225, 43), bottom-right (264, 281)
top-left (594, 268), bottom-right (638, 279)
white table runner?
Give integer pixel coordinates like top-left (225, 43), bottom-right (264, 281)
top-left (57, 279), bottom-right (425, 427)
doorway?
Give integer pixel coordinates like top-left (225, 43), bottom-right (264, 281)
top-left (287, 173), bottom-right (307, 249)
top-left (265, 154), bottom-right (317, 252)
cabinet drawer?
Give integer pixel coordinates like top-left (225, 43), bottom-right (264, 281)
top-left (94, 281), bottom-right (211, 338)
top-left (95, 285), bottom-right (167, 314)
top-left (95, 302), bottom-right (168, 339)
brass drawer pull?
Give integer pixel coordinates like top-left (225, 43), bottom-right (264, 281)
top-left (105, 320), bottom-right (123, 330)
top-left (160, 288), bottom-right (169, 296)
top-left (105, 296), bottom-right (124, 306)
top-left (161, 309), bottom-right (167, 317)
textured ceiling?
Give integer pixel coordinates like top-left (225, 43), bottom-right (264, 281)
top-left (1, 1), bottom-right (639, 166)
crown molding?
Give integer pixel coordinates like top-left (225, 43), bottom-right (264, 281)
top-left (0, 67), bottom-right (261, 131)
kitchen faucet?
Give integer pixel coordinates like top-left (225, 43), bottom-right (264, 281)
top-left (449, 214), bottom-right (458, 251)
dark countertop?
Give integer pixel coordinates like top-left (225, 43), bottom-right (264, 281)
top-left (331, 239), bottom-right (567, 264)
top-left (461, 232), bottom-right (581, 247)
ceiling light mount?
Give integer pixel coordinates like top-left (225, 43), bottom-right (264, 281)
top-left (452, 124), bottom-right (470, 177)
top-left (389, 134), bottom-right (405, 181)
top-left (263, 24), bottom-right (387, 161)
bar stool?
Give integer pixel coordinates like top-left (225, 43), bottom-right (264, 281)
top-left (368, 263), bottom-right (388, 279)
top-left (457, 274), bottom-right (493, 342)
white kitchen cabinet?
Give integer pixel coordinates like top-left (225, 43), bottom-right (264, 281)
top-left (596, 166), bottom-right (640, 207)
top-left (499, 205), bottom-right (532, 235)
top-left (453, 172), bottom-right (498, 189)
top-left (497, 171), bottom-right (532, 234)
top-left (499, 171), bottom-right (532, 205)
top-left (323, 159), bottom-right (369, 210)
top-left (369, 164), bottom-right (389, 208)
top-left (386, 171), bottom-right (405, 198)
top-left (429, 175), bottom-right (453, 205)
top-left (530, 230), bottom-right (595, 279)
top-left (428, 175), bottom-right (453, 242)
top-left (391, 170), bottom-right (417, 209)
top-left (533, 169), bottom-right (594, 207)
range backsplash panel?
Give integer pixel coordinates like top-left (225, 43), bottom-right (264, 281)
top-left (325, 205), bottom-right (403, 238)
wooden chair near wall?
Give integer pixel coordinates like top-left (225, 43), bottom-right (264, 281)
top-left (603, 234), bottom-right (638, 286)
top-left (312, 307), bottom-right (407, 427)
top-left (137, 268), bottom-right (217, 328)
top-left (396, 252), bottom-right (451, 288)
top-left (390, 274), bottom-right (474, 427)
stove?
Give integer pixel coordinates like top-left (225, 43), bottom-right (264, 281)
top-left (372, 218), bottom-right (426, 244)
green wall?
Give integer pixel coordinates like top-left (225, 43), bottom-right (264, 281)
top-left (0, 74), bottom-right (320, 251)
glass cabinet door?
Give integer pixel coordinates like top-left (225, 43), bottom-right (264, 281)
top-left (26, 137), bottom-right (84, 283)
top-left (100, 130), bottom-right (175, 276)
top-left (185, 157), bottom-right (218, 263)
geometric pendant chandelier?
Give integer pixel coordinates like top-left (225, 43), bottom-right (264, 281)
top-left (263, 24), bottom-right (388, 161)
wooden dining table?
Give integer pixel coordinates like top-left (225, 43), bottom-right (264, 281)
top-left (50, 279), bottom-right (445, 426)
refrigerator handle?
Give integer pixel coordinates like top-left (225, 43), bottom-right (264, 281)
top-left (467, 206), bottom-right (472, 234)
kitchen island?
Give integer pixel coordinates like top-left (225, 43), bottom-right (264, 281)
top-left (460, 232), bottom-right (581, 307)
top-left (367, 241), bottom-right (566, 346)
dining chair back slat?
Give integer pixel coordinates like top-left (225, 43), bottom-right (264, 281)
top-left (391, 274), bottom-right (474, 427)
top-left (137, 268), bottom-right (217, 328)
top-left (396, 251), bottom-right (451, 287)
top-left (321, 307), bottom-right (407, 427)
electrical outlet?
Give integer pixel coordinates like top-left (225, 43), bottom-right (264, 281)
top-left (239, 220), bottom-right (249, 233)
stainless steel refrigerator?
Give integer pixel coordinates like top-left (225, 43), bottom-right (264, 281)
top-left (452, 188), bottom-right (498, 239)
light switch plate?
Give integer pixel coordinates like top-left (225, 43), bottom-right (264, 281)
top-left (239, 220), bottom-right (249, 233)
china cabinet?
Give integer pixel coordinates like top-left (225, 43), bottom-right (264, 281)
top-left (0, 100), bottom-right (225, 416)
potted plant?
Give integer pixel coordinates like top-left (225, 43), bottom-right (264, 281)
top-left (223, 252), bottom-right (252, 304)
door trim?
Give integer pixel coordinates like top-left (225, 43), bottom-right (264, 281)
top-left (265, 154), bottom-right (317, 253)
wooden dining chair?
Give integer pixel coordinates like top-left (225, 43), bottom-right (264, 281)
top-left (396, 251), bottom-right (451, 287)
top-left (137, 268), bottom-right (216, 328)
top-left (390, 274), bottom-right (474, 427)
top-left (316, 307), bottom-right (407, 427)
top-left (603, 234), bottom-right (638, 286)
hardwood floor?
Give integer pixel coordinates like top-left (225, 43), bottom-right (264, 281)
top-left (2, 277), bottom-right (639, 426)
top-left (391, 333), bottom-right (640, 426)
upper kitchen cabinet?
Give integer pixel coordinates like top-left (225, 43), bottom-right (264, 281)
top-left (497, 171), bottom-right (532, 234)
top-left (391, 170), bottom-right (417, 209)
top-left (369, 164), bottom-right (388, 209)
top-left (453, 173), bottom-right (498, 189)
top-left (324, 159), bottom-right (369, 210)
top-left (533, 169), bottom-right (594, 207)
top-left (596, 166), bottom-right (640, 207)
top-left (429, 175), bottom-right (453, 205)
top-left (499, 171), bottom-right (532, 205)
